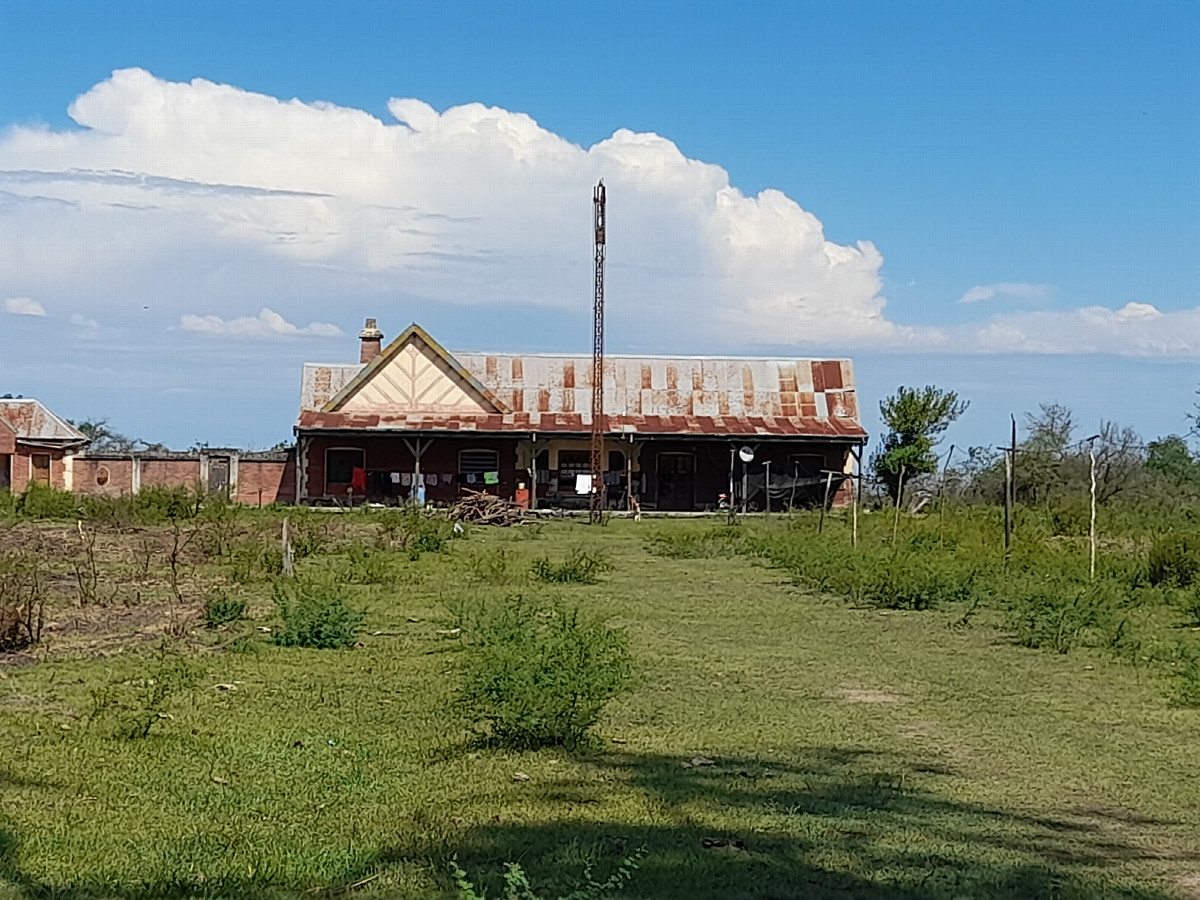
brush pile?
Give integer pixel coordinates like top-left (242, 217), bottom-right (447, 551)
top-left (448, 491), bottom-right (527, 526)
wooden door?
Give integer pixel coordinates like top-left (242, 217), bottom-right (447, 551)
top-left (31, 454), bottom-right (51, 487)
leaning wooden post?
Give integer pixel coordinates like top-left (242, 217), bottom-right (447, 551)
top-left (282, 516), bottom-right (294, 576)
top-left (1089, 439), bottom-right (1098, 580)
top-left (818, 470), bottom-right (834, 534)
top-left (891, 464), bottom-right (905, 545)
top-left (851, 447), bottom-right (861, 550)
top-left (764, 460), bottom-right (771, 522)
top-left (1003, 416), bottom-right (1016, 556)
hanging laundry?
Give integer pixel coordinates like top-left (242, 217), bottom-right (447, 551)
top-left (350, 467), bottom-right (367, 494)
top-left (483, 471), bottom-right (499, 485)
top-left (575, 473), bottom-right (592, 495)
top-left (441, 473), bottom-right (454, 485)
top-left (425, 473), bottom-right (437, 486)
top-left (401, 473), bottom-right (412, 486)
top-left (390, 472), bottom-right (401, 484)
top-left (466, 473), bottom-right (477, 484)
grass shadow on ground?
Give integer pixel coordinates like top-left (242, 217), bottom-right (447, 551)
top-left (365, 745), bottom-right (1193, 900)
top-left (1, 747), bottom-right (1194, 899)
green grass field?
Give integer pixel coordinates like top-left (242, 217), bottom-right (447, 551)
top-left (2, 509), bottom-right (1199, 899)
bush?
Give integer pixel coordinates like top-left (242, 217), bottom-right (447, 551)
top-left (1148, 533), bottom-right (1200, 587)
top-left (531, 549), bottom-right (613, 585)
top-left (455, 595), bottom-right (632, 749)
top-left (1173, 652), bottom-right (1200, 708)
top-left (273, 576), bottom-right (365, 649)
top-left (16, 483), bottom-right (79, 519)
top-left (1181, 585), bottom-right (1200, 627)
top-left (1005, 578), bottom-right (1126, 654)
top-left (852, 555), bottom-right (974, 610)
top-left (376, 508), bottom-right (457, 557)
top-left (339, 546), bottom-right (398, 584)
top-left (202, 590), bottom-right (246, 628)
top-left (90, 649), bottom-right (199, 739)
top-left (647, 526), bottom-right (745, 559)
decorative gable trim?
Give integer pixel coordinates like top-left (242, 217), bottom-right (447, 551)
top-left (320, 323), bottom-right (511, 415)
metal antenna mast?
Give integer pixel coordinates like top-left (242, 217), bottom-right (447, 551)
top-left (589, 181), bottom-right (606, 525)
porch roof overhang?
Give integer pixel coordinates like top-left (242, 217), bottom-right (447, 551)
top-left (296, 410), bottom-right (867, 442)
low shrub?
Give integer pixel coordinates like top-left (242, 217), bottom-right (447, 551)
top-left (647, 526), bottom-right (746, 559)
top-left (377, 508), bottom-right (458, 557)
top-left (16, 483), bottom-right (79, 519)
top-left (467, 548), bottom-right (520, 585)
top-left (339, 546), bottom-right (398, 584)
top-left (1173, 651), bottom-right (1200, 708)
top-left (454, 595), bottom-right (632, 749)
top-left (202, 590), bottom-right (246, 628)
top-left (852, 555), bottom-right (975, 610)
top-left (451, 848), bottom-right (645, 900)
top-left (1181, 585), bottom-right (1200, 627)
top-left (1005, 578), bottom-right (1127, 654)
top-left (531, 549), bottom-right (613, 584)
top-left (0, 551), bottom-right (45, 651)
top-left (273, 576), bottom-right (365, 649)
top-left (90, 649), bottom-right (199, 739)
top-left (1148, 532), bottom-right (1200, 587)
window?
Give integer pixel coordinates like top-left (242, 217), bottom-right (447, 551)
top-left (557, 450), bottom-right (590, 479)
top-left (326, 448), bottom-right (364, 487)
top-left (459, 449), bottom-right (500, 474)
top-left (608, 450), bottom-right (626, 472)
top-left (95, 465), bottom-right (110, 487)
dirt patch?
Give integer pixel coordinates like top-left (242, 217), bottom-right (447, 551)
top-left (833, 686), bottom-right (905, 704)
top-left (1176, 873), bottom-right (1200, 899)
top-left (896, 720), bottom-right (938, 738)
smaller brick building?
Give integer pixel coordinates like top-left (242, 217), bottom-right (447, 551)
top-left (0, 399), bottom-right (295, 505)
top-left (0, 399), bottom-right (89, 492)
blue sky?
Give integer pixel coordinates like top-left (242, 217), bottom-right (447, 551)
top-left (1, 0), bottom-right (1197, 450)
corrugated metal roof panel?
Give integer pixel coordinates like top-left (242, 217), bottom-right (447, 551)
top-left (0, 400), bottom-right (88, 445)
top-left (298, 330), bottom-right (865, 440)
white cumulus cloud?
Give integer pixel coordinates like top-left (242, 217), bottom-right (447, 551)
top-left (0, 68), bottom-right (1191, 362)
top-left (4, 297), bottom-right (47, 316)
top-left (0, 68), bottom-right (894, 351)
top-left (179, 307), bottom-right (343, 338)
top-left (958, 282), bottom-right (1052, 304)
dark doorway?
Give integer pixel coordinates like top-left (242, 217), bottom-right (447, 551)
top-left (0, 454), bottom-right (10, 490)
top-left (208, 457), bottom-right (231, 496)
top-left (656, 453), bottom-right (695, 510)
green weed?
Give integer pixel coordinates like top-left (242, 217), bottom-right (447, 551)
top-left (201, 589), bottom-right (247, 628)
top-left (273, 575), bottom-right (366, 649)
top-left (454, 594), bottom-right (632, 749)
top-left (531, 548), bottom-right (613, 584)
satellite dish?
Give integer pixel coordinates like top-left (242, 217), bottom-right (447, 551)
top-left (738, 446), bottom-right (755, 463)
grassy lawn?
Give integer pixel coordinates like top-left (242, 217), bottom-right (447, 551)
top-left (2, 512), bottom-right (1199, 899)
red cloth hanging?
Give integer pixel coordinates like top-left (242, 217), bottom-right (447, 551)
top-left (350, 467), bottom-right (367, 493)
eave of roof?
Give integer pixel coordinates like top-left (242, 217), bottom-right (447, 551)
top-left (296, 410), bottom-right (867, 440)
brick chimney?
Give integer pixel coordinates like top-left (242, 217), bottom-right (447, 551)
top-left (358, 318), bottom-right (383, 364)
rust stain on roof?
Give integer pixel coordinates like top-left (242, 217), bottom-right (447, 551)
top-left (299, 327), bottom-right (865, 441)
top-left (0, 400), bottom-right (88, 446)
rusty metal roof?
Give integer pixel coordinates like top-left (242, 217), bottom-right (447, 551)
top-left (299, 325), bottom-right (866, 440)
top-left (0, 399), bottom-right (89, 447)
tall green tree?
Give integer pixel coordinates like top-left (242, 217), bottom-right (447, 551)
top-left (871, 385), bottom-right (967, 501)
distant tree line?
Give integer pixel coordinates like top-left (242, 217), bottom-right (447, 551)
top-left (870, 385), bottom-right (1200, 512)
